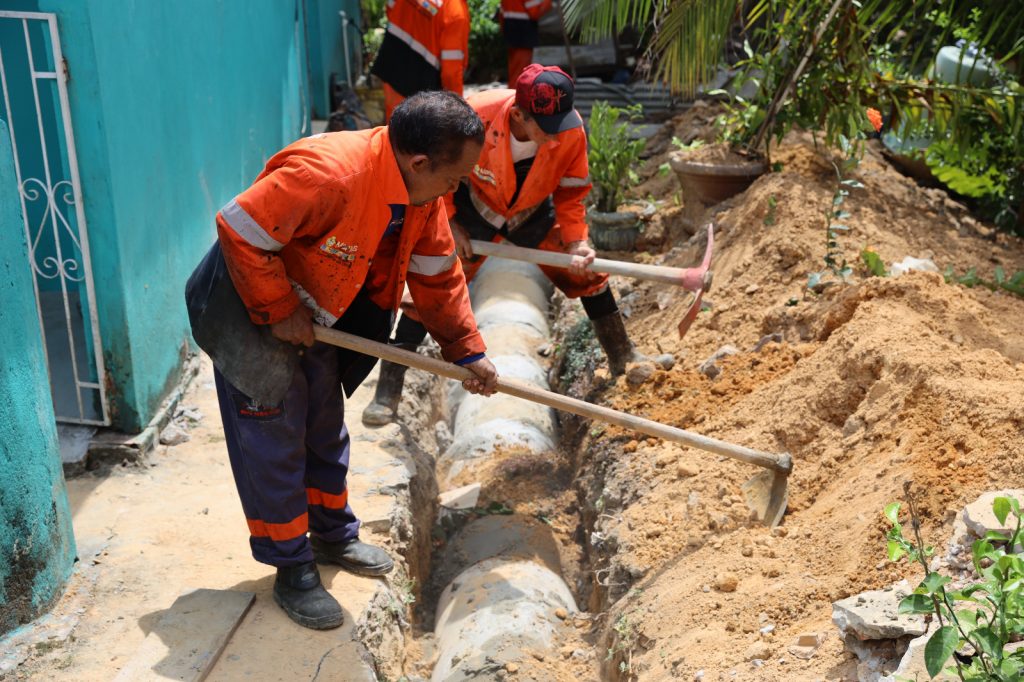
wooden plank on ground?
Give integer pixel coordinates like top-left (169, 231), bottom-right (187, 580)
top-left (114, 588), bottom-right (254, 682)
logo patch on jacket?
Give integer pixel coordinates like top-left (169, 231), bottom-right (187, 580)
top-left (472, 164), bottom-right (497, 185)
top-left (413, 0), bottom-right (441, 16)
top-left (320, 236), bottom-right (358, 264)
top-left (232, 394), bottom-right (285, 421)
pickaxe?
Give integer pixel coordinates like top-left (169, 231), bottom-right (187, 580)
top-left (469, 225), bottom-right (714, 338)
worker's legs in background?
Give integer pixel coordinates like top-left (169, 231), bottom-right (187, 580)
top-left (382, 82), bottom-right (405, 122)
top-left (507, 47), bottom-right (533, 85)
top-left (534, 227), bottom-right (642, 376)
top-left (361, 314), bottom-right (430, 426)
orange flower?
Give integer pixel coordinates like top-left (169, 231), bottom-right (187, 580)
top-left (866, 107), bottom-right (883, 133)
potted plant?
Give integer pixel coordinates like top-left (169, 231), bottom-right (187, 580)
top-left (586, 100), bottom-right (652, 250)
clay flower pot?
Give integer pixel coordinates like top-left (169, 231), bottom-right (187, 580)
top-left (587, 202), bottom-right (655, 251)
top-left (669, 153), bottom-right (768, 205)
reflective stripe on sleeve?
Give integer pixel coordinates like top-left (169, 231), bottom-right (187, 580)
top-left (503, 11), bottom-right (530, 19)
top-left (524, 0), bottom-right (543, 8)
top-left (220, 199), bottom-right (286, 251)
top-left (559, 175), bottom-right (591, 188)
top-left (408, 252), bottom-right (457, 276)
top-left (386, 23), bottom-right (440, 69)
top-left (441, 49), bottom-right (465, 60)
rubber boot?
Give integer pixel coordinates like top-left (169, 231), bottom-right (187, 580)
top-left (273, 561), bottom-right (344, 630)
top-left (590, 311), bottom-right (640, 377)
top-left (311, 536), bottom-right (395, 577)
top-left (362, 315), bottom-right (428, 426)
top-left (361, 360), bottom-right (410, 426)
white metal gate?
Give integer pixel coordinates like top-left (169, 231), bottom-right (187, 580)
top-left (0, 11), bottom-right (109, 425)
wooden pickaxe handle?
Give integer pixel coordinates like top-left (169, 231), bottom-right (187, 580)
top-left (468, 239), bottom-right (707, 290)
top-left (312, 325), bottom-right (791, 475)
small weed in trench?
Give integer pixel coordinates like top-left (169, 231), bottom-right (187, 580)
top-left (885, 482), bottom-right (1024, 680)
top-left (944, 265), bottom-right (1024, 299)
top-left (559, 318), bottom-right (601, 388)
top-left (607, 613), bottom-right (640, 678)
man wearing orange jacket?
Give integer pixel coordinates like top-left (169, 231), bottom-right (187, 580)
top-left (363, 65), bottom-right (638, 426)
top-left (371, 0), bottom-right (470, 120)
top-left (210, 92), bottom-right (497, 630)
top-left (501, 0), bottom-right (552, 84)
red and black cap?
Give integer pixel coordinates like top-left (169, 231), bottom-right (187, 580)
top-left (514, 64), bottom-right (584, 135)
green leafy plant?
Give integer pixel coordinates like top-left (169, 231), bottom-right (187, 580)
top-left (587, 101), bottom-right (647, 213)
top-left (808, 136), bottom-right (865, 289)
top-left (944, 265), bottom-right (1024, 299)
top-left (885, 482), bottom-right (1024, 680)
top-left (860, 247), bottom-right (887, 277)
top-left (467, 0), bottom-right (505, 82)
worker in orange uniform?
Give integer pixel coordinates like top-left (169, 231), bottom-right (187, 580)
top-left (203, 92), bottom-right (497, 630)
top-left (370, 0), bottom-right (470, 120)
top-left (501, 0), bottom-right (552, 84)
top-left (363, 65), bottom-right (640, 426)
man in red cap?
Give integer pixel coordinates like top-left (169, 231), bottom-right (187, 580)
top-left (363, 64), bottom-right (642, 426)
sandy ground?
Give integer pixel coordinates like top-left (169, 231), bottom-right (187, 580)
top-left (566, 130), bottom-right (1024, 680)
top-left (7, 361), bottom-right (413, 681)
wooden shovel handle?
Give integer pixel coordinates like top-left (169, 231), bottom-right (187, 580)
top-left (469, 240), bottom-right (698, 287)
top-left (312, 326), bottom-right (791, 474)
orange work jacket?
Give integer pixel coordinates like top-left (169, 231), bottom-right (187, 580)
top-left (444, 89), bottom-right (592, 243)
top-left (370, 0), bottom-right (469, 98)
top-left (501, 0), bottom-right (551, 21)
top-left (215, 127), bottom-right (485, 363)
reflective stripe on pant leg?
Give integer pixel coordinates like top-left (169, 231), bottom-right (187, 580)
top-left (304, 315), bottom-right (363, 544)
top-left (536, 226), bottom-right (610, 298)
top-left (213, 366), bottom-right (313, 567)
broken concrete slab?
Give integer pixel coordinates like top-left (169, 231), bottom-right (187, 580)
top-left (878, 623), bottom-right (957, 682)
top-left (439, 483), bottom-right (481, 510)
top-left (832, 580), bottom-right (928, 640)
top-left (963, 489), bottom-right (1024, 537)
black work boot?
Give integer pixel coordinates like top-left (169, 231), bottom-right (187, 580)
top-left (273, 561), bottom-right (343, 630)
top-left (361, 360), bottom-right (410, 426)
top-left (362, 315), bottom-right (429, 426)
top-left (311, 536), bottom-right (395, 577)
top-left (590, 311), bottom-right (641, 376)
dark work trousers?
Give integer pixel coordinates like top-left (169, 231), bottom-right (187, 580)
top-left (214, 290), bottom-right (392, 567)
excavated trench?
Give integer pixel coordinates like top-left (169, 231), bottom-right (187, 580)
top-left (392, 258), bottom-right (611, 681)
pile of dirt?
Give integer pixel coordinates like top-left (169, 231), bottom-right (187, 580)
top-left (566, 127), bottom-right (1024, 679)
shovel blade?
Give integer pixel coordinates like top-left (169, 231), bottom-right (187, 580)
top-left (742, 469), bottom-right (789, 528)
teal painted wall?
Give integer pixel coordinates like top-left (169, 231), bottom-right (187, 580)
top-left (0, 118), bottom-right (77, 636)
top-left (306, 0), bottom-right (362, 118)
top-left (12, 0), bottom-right (313, 430)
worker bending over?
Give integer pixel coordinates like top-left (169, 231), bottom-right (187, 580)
top-left (363, 65), bottom-right (640, 426)
top-left (210, 92), bottom-right (497, 629)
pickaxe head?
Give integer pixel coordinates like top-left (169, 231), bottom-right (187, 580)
top-left (677, 224), bottom-right (715, 338)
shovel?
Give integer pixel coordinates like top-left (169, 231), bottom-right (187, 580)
top-left (469, 224), bottom-right (715, 339)
top-left (312, 325), bottom-right (792, 527)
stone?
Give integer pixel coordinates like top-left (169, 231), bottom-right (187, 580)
top-left (435, 421), bottom-right (453, 452)
top-left (699, 345), bottom-right (739, 380)
top-left (676, 462), bottom-right (699, 478)
top-left (715, 573), bottom-right (739, 593)
top-left (655, 449), bottom-right (677, 468)
top-left (744, 641), bottom-right (771, 661)
top-left (439, 483), bottom-right (481, 510)
top-left (554, 608), bottom-right (568, 620)
top-left (879, 623), bottom-right (957, 682)
top-left (962, 489), bottom-right (1024, 538)
top-left (751, 333), bottom-right (782, 352)
top-left (653, 353), bottom-right (676, 371)
top-left (159, 421), bottom-right (190, 446)
top-left (744, 284), bottom-right (760, 294)
top-left (832, 580), bottom-right (927, 640)
top-left (788, 632), bottom-right (824, 660)
top-left (626, 362), bottom-right (657, 387)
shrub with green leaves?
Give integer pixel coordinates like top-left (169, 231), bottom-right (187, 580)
top-left (885, 491), bottom-right (1024, 680)
top-left (587, 101), bottom-right (646, 213)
